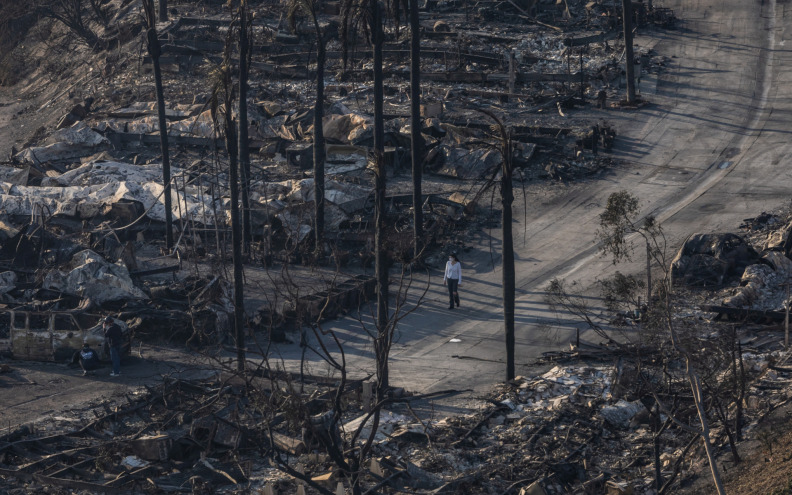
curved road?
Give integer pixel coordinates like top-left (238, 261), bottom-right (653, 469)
top-left (276, 0), bottom-right (792, 410)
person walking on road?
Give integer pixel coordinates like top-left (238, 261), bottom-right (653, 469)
top-left (444, 254), bottom-right (462, 309)
top-left (103, 316), bottom-right (123, 377)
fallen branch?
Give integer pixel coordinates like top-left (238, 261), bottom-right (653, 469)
top-left (452, 405), bottom-right (509, 446)
top-left (659, 434), bottom-right (699, 494)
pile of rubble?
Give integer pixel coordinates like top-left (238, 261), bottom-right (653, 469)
top-left (5, 208), bottom-right (792, 494)
top-left (1, 334), bottom-right (789, 494)
top-left (0, 0), bottom-right (661, 276)
top-left (671, 210), bottom-right (792, 323)
top-left (0, 378), bottom-right (255, 493)
top-left (0, 0), bottom-right (694, 491)
top-left (0, 0), bottom-right (683, 359)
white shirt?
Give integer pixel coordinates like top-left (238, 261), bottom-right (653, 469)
top-left (445, 261), bottom-right (462, 283)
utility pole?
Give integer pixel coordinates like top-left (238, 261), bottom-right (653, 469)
top-left (622, 0), bottom-right (636, 103)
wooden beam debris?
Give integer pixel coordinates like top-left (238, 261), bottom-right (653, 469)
top-left (0, 468), bottom-right (126, 493)
top-left (563, 30), bottom-right (620, 47)
top-left (129, 264), bottom-right (181, 277)
top-left (701, 304), bottom-right (787, 323)
top-left (142, 52), bottom-right (583, 85)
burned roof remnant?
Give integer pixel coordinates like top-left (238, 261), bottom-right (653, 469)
top-left (671, 233), bottom-right (759, 287)
top-left (674, 211), bottom-right (792, 322)
top-left (43, 249), bottom-right (148, 306)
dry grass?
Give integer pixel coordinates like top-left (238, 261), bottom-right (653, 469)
top-left (687, 401), bottom-right (792, 495)
top-left (0, 5), bottom-right (37, 86)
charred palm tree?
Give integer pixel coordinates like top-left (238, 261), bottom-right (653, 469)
top-left (501, 137), bottom-right (515, 381)
top-left (287, 0), bottom-right (327, 256)
top-left (477, 109), bottom-right (517, 380)
top-left (142, 0), bottom-right (173, 250)
top-left (371, 0), bottom-right (389, 393)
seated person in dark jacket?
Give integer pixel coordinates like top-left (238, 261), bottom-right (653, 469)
top-left (71, 343), bottom-right (100, 376)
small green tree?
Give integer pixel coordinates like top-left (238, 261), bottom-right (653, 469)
top-left (598, 190), bottom-right (664, 308)
top-left (596, 191), bottom-right (725, 495)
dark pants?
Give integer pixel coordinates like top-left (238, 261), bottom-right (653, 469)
top-left (447, 279), bottom-right (459, 308)
top-left (110, 345), bottom-right (121, 375)
top-left (81, 359), bottom-right (98, 372)
top-left (71, 351), bottom-right (98, 371)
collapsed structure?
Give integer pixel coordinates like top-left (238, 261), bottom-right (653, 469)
top-left (0, 0), bottom-right (675, 354)
top-left (20, 1), bottom-right (789, 494)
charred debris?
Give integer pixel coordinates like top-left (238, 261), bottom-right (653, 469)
top-left (0, 0), bottom-right (679, 349)
top-left (0, 0), bottom-right (736, 494)
top-left (3, 247), bottom-right (792, 495)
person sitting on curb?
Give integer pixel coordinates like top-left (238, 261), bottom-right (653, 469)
top-left (71, 342), bottom-right (100, 376)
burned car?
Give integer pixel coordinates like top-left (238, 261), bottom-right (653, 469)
top-left (0, 311), bottom-right (130, 362)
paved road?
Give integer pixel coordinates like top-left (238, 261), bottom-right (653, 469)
top-left (272, 0), bottom-right (791, 411)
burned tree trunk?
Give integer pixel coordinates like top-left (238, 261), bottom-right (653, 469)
top-left (372, 0), bottom-right (390, 394)
top-left (226, 106), bottom-right (246, 372)
top-left (686, 360), bottom-right (725, 494)
top-left (646, 240), bottom-right (652, 307)
top-left (216, 24), bottom-right (247, 372)
top-left (733, 337), bottom-right (746, 441)
top-left (285, 0), bottom-right (326, 255)
top-left (313, 18), bottom-right (327, 256)
top-left (622, 0), bottom-right (636, 104)
top-left (480, 109), bottom-right (516, 381)
top-left (410, 0), bottom-right (424, 260)
top-left (238, 1), bottom-right (253, 252)
top-left (501, 135), bottom-right (515, 381)
top-left (159, 0), bottom-right (168, 22)
top-left (652, 405), bottom-right (663, 492)
top-left (152, 62), bottom-right (174, 250)
top-left (143, 0), bottom-right (173, 250)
